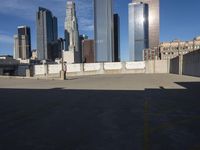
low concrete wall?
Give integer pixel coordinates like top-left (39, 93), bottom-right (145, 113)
top-left (145, 60), bottom-right (169, 74)
top-left (34, 65), bottom-right (46, 75)
top-left (145, 61), bottom-right (155, 73)
top-left (182, 50), bottom-right (200, 77)
top-left (32, 60), bottom-right (170, 78)
top-left (48, 64), bottom-right (62, 74)
top-left (155, 60), bottom-right (169, 73)
top-left (67, 64), bottom-right (81, 73)
top-left (126, 62), bottom-right (145, 70)
top-left (169, 49), bottom-right (200, 77)
top-left (0, 68), bottom-right (3, 75)
top-left (84, 63), bottom-right (101, 72)
top-left (170, 57), bottom-right (179, 74)
top-left (104, 62), bottom-right (122, 70)
top-left (17, 65), bottom-right (29, 76)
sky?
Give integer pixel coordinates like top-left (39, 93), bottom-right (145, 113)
top-left (0, 0), bottom-right (200, 61)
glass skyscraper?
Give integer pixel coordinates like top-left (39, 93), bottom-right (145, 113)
top-left (94, 0), bottom-right (114, 62)
top-left (133, 0), bottom-right (160, 49)
top-left (36, 7), bottom-right (58, 60)
top-left (14, 26), bottom-right (31, 60)
top-left (114, 14), bottom-right (120, 62)
top-left (129, 2), bottom-right (149, 61)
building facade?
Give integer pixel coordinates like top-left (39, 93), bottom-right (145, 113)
top-left (113, 14), bottom-right (120, 62)
top-left (64, 0), bottom-right (80, 63)
top-left (133, 0), bottom-right (160, 49)
top-left (31, 49), bottom-right (37, 60)
top-left (143, 47), bottom-right (160, 60)
top-left (94, 0), bottom-right (114, 62)
top-left (129, 2), bottom-right (149, 61)
top-left (36, 7), bottom-right (58, 60)
top-left (79, 34), bottom-right (88, 63)
top-left (143, 36), bottom-right (200, 61)
top-left (49, 38), bottom-right (65, 60)
top-left (82, 39), bottom-right (95, 63)
top-left (14, 26), bottom-right (31, 60)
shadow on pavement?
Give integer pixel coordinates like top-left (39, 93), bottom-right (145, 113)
top-left (0, 82), bottom-right (200, 150)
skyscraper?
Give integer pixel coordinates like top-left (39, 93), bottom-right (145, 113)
top-left (64, 0), bottom-right (80, 63)
top-left (36, 7), bottom-right (58, 60)
top-left (94, 0), bottom-right (114, 62)
top-left (14, 26), bottom-right (31, 60)
top-left (133, 0), bottom-right (160, 49)
top-left (79, 34), bottom-right (88, 63)
top-left (49, 38), bottom-right (65, 60)
top-left (82, 39), bottom-right (95, 63)
top-left (129, 2), bottom-right (149, 61)
top-left (113, 14), bottom-right (120, 62)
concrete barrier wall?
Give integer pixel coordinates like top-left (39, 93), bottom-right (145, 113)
top-left (155, 60), bottom-right (169, 73)
top-left (17, 65), bottom-right (29, 76)
top-left (32, 60), bottom-right (170, 78)
top-left (182, 50), bottom-right (200, 77)
top-left (145, 60), bottom-right (169, 74)
top-left (67, 64), bottom-right (81, 73)
top-left (170, 57), bottom-right (179, 74)
top-left (104, 62), bottom-right (122, 70)
top-left (84, 63), bottom-right (101, 72)
top-left (125, 62), bottom-right (145, 70)
top-left (48, 64), bottom-right (62, 74)
top-left (0, 68), bottom-right (3, 75)
top-left (145, 61), bottom-right (155, 73)
top-left (168, 49), bottom-right (200, 77)
top-left (34, 65), bottom-right (45, 75)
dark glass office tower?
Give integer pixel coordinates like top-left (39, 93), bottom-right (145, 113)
top-left (94, 0), bottom-right (114, 62)
top-left (36, 7), bottom-right (58, 60)
top-left (113, 14), bottom-right (120, 62)
top-left (133, 0), bottom-right (160, 49)
top-left (14, 26), bottom-right (31, 60)
top-left (129, 2), bottom-right (149, 61)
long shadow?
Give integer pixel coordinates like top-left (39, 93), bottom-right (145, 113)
top-left (0, 82), bottom-right (200, 150)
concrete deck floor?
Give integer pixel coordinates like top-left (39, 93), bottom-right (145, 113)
top-left (0, 74), bottom-right (200, 150)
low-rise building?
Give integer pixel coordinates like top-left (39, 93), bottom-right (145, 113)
top-left (143, 47), bottom-right (160, 61)
top-left (0, 55), bottom-right (13, 60)
top-left (144, 36), bottom-right (200, 60)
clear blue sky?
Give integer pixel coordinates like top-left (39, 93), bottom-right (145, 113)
top-left (0, 0), bottom-right (200, 61)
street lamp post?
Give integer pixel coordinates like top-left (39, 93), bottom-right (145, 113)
top-left (61, 50), bottom-right (65, 80)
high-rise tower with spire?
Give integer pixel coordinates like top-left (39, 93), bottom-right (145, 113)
top-left (64, 0), bottom-right (80, 63)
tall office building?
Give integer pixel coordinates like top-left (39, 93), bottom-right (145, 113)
top-left (49, 38), bottom-right (65, 60)
top-left (133, 0), bottom-right (160, 48)
top-left (14, 26), bottom-right (31, 60)
top-left (113, 14), bottom-right (120, 62)
top-left (64, 0), bottom-right (80, 63)
top-left (129, 2), bottom-right (149, 61)
top-left (82, 39), bottom-right (95, 63)
top-left (36, 7), bottom-right (58, 60)
top-left (94, 0), bottom-right (114, 62)
top-left (79, 34), bottom-right (88, 63)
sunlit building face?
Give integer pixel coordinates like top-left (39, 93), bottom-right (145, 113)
top-left (94, 0), bottom-right (114, 62)
top-left (133, 0), bottom-right (160, 48)
top-left (129, 2), bottom-right (149, 61)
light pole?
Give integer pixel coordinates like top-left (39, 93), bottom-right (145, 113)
top-left (61, 50), bottom-right (65, 80)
